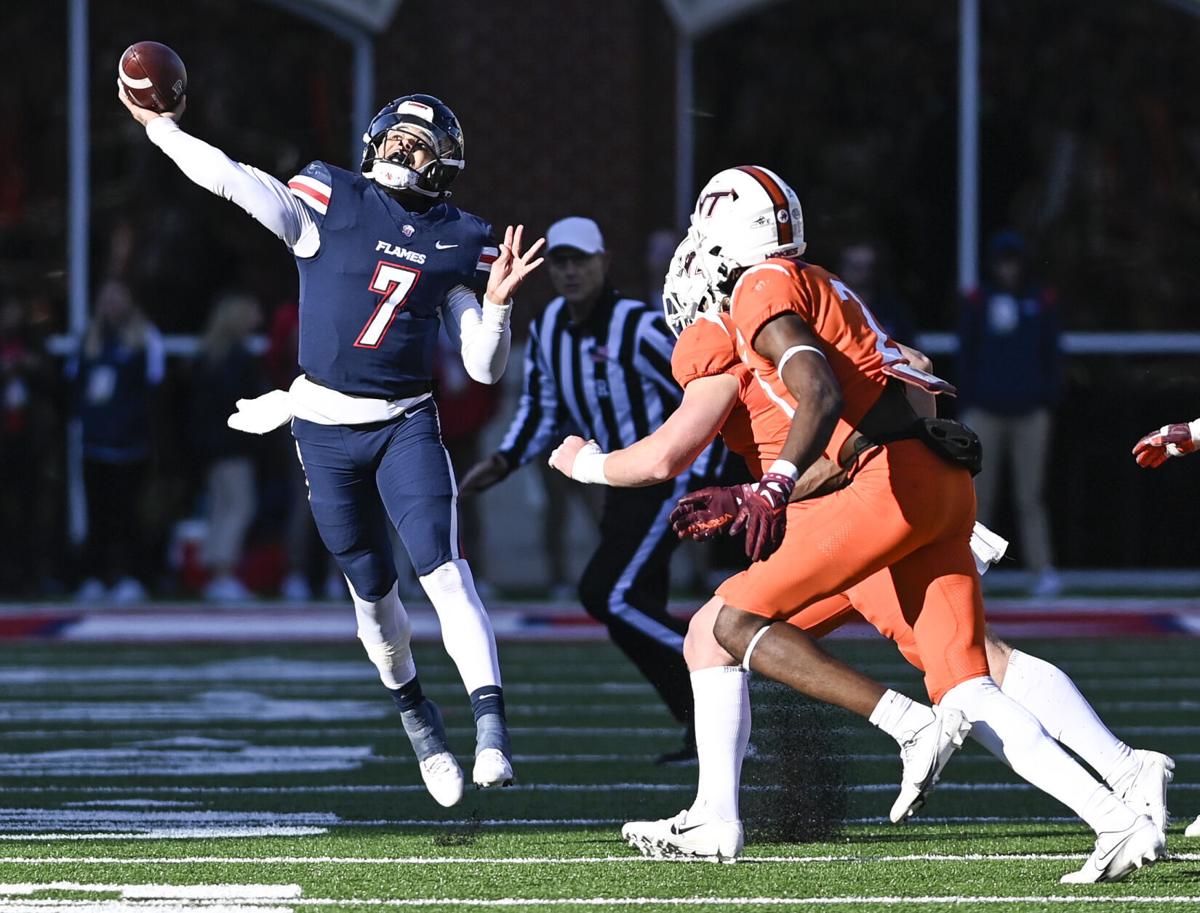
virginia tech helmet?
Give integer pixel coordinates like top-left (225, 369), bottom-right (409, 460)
top-left (689, 165), bottom-right (806, 300)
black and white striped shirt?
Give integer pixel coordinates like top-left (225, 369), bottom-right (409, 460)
top-left (498, 290), bottom-right (722, 480)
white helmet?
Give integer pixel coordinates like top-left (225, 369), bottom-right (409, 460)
top-left (661, 233), bottom-right (715, 337)
top-left (689, 165), bottom-right (806, 300)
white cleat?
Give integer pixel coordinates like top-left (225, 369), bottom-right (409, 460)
top-left (1117, 749), bottom-right (1174, 843)
top-left (418, 751), bottom-right (465, 808)
top-left (472, 748), bottom-right (514, 788)
top-left (1060, 815), bottom-right (1164, 884)
top-left (1186, 815), bottom-right (1200, 838)
top-left (621, 806), bottom-right (743, 863)
top-left (890, 706), bottom-right (973, 823)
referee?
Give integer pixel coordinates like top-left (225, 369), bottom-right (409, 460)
top-left (461, 217), bottom-right (719, 761)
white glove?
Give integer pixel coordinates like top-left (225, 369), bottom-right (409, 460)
top-left (227, 389), bottom-right (294, 434)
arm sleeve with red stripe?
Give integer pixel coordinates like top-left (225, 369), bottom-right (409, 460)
top-left (671, 318), bottom-right (739, 389)
top-left (728, 262), bottom-right (815, 349)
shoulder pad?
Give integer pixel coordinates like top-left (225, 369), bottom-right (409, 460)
top-left (672, 314), bottom-right (737, 388)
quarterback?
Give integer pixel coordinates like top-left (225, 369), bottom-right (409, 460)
top-left (120, 85), bottom-right (543, 807)
top-left (550, 166), bottom-right (1168, 881)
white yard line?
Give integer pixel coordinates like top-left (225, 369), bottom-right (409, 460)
top-left (0, 815), bottom-right (1166, 835)
top-left (2, 723), bottom-right (1198, 741)
top-left (0, 895), bottom-right (1196, 908)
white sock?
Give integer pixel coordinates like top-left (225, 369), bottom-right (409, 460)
top-left (347, 579), bottom-right (417, 689)
top-left (1000, 649), bottom-right (1139, 790)
top-left (869, 689), bottom-right (936, 745)
top-left (418, 558), bottom-right (502, 693)
top-left (941, 676), bottom-right (1138, 835)
top-left (689, 666), bottom-right (750, 823)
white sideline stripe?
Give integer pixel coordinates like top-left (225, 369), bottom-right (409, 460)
top-left (8, 853), bottom-right (1199, 865)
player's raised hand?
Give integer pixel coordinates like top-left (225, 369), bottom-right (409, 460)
top-left (118, 80), bottom-right (186, 127)
top-left (1133, 420), bottom-right (1200, 469)
top-left (486, 225), bottom-right (545, 304)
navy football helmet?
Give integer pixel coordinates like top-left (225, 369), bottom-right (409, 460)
top-left (361, 94), bottom-right (465, 198)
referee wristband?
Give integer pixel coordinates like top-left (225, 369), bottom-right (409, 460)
top-left (572, 448), bottom-right (610, 485)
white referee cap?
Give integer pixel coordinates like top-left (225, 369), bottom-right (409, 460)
top-left (546, 217), bottom-right (605, 255)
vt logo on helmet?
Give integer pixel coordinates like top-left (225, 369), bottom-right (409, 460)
top-left (690, 165), bottom-right (806, 303)
top-left (361, 94), bottom-right (465, 198)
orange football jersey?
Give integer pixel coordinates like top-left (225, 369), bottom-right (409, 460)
top-left (726, 257), bottom-right (899, 463)
top-left (670, 313), bottom-right (792, 477)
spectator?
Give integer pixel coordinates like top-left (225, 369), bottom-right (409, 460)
top-left (267, 300), bottom-right (342, 602)
top-left (192, 292), bottom-right (264, 601)
top-left (643, 228), bottom-right (678, 309)
top-left (958, 230), bottom-right (1063, 596)
top-left (67, 279), bottom-right (164, 603)
top-left (836, 239), bottom-right (917, 344)
top-left (0, 294), bottom-right (46, 595)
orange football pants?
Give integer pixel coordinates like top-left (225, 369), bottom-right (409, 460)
top-left (715, 439), bottom-right (988, 702)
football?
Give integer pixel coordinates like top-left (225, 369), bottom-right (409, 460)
top-left (118, 41), bottom-right (187, 113)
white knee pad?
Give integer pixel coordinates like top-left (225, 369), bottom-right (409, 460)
top-left (346, 578), bottom-right (416, 690)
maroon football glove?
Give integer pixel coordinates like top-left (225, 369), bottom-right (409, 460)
top-left (670, 472), bottom-right (796, 562)
top-left (669, 486), bottom-right (740, 541)
top-left (1133, 422), bottom-right (1200, 469)
top-left (728, 472), bottom-right (795, 562)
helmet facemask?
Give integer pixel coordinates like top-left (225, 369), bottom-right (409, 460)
top-left (662, 232), bottom-right (719, 337)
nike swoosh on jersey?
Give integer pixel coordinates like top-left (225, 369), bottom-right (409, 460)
top-left (434, 241), bottom-right (459, 250)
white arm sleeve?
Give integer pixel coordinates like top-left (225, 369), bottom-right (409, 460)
top-left (441, 285), bottom-right (511, 385)
top-left (145, 117), bottom-right (319, 254)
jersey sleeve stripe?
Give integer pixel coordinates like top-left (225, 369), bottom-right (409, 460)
top-left (475, 248), bottom-right (499, 271)
top-left (288, 177), bottom-right (331, 213)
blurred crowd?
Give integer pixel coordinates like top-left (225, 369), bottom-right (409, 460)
top-left (0, 226), bottom-right (1086, 601)
top-left (1, 0), bottom-right (1199, 598)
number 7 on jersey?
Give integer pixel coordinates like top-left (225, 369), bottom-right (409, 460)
top-left (356, 261), bottom-right (421, 348)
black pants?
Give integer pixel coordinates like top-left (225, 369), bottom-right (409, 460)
top-left (578, 475), bottom-right (693, 726)
top-left (82, 458), bottom-right (148, 584)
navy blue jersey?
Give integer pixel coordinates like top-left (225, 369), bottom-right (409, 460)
top-left (288, 162), bottom-right (497, 398)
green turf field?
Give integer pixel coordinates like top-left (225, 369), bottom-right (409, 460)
top-left (0, 636), bottom-right (1196, 911)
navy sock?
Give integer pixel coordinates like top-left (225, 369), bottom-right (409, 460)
top-left (390, 675), bottom-right (425, 713)
top-left (469, 685), bottom-right (506, 723)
